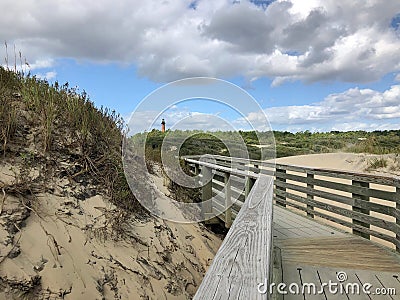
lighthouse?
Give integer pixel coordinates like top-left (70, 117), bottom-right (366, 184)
top-left (161, 118), bottom-right (166, 133)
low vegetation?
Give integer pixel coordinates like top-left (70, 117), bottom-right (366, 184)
top-left (0, 66), bottom-right (143, 215)
top-left (142, 128), bottom-right (400, 161)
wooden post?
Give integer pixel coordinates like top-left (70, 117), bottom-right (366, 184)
top-left (254, 164), bottom-right (260, 174)
top-left (275, 168), bottom-right (286, 207)
top-left (224, 172), bottom-right (232, 228)
top-left (245, 177), bottom-right (256, 199)
top-left (202, 166), bottom-right (213, 219)
top-left (307, 173), bottom-right (314, 218)
top-left (352, 180), bottom-right (370, 239)
top-left (396, 187), bottom-right (400, 253)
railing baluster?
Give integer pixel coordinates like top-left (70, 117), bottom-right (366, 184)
top-left (202, 166), bottom-right (213, 219)
top-left (352, 180), bottom-right (370, 239)
top-left (245, 176), bottom-right (256, 199)
top-left (307, 173), bottom-right (314, 218)
top-left (276, 168), bottom-right (286, 207)
top-left (224, 172), bottom-right (232, 228)
top-left (396, 187), bottom-right (400, 252)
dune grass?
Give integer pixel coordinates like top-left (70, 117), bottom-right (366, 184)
top-left (0, 66), bottom-right (142, 214)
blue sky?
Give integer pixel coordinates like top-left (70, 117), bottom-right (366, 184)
top-left (2, 0), bottom-right (400, 132)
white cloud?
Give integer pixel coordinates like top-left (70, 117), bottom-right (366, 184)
top-left (28, 59), bottom-right (55, 71)
top-left (244, 84), bottom-right (400, 131)
top-left (127, 109), bottom-right (237, 134)
top-left (0, 0), bottom-right (399, 83)
top-left (36, 71), bottom-right (57, 80)
top-left (126, 84), bottom-right (400, 133)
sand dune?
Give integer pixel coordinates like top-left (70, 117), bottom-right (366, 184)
top-left (0, 164), bottom-right (222, 299)
top-left (276, 152), bottom-right (400, 176)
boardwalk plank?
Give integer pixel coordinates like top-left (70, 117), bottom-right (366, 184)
top-left (299, 267), bottom-right (325, 300)
top-left (355, 271), bottom-right (393, 300)
top-left (281, 263), bottom-right (303, 300)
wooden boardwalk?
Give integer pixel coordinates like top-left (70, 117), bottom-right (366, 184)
top-left (273, 205), bottom-right (400, 299)
top-left (182, 155), bottom-right (400, 299)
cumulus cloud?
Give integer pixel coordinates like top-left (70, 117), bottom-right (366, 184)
top-left (1, 0), bottom-right (399, 83)
top-left (127, 109), bottom-right (237, 134)
top-left (245, 85), bottom-right (400, 131)
top-left (36, 71), bottom-right (57, 80)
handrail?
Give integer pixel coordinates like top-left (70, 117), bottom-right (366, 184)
top-left (182, 156), bottom-right (275, 299)
top-left (184, 157), bottom-right (260, 179)
top-left (184, 154), bottom-right (400, 252)
top-left (194, 175), bottom-right (274, 299)
top-left (186, 154), bottom-right (400, 187)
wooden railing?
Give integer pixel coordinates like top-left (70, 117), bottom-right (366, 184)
top-left (183, 156), bottom-right (274, 299)
top-left (185, 154), bottom-right (400, 252)
top-left (184, 157), bottom-right (262, 228)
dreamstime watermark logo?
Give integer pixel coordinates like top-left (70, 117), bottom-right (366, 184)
top-left (258, 271), bottom-right (396, 296)
top-left (122, 77), bottom-right (276, 223)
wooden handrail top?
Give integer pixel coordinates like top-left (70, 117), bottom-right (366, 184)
top-left (183, 154), bottom-right (400, 187)
top-left (194, 175), bottom-right (274, 299)
top-left (183, 157), bottom-right (260, 179)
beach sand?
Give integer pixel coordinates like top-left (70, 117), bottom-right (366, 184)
top-left (0, 163), bottom-right (222, 299)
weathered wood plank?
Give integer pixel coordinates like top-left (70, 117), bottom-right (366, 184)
top-left (397, 187), bottom-right (400, 253)
top-left (275, 171), bottom-right (397, 202)
top-left (185, 158), bottom-right (259, 179)
top-left (280, 263), bottom-right (303, 300)
top-left (275, 189), bottom-right (399, 235)
top-left (375, 272), bottom-right (400, 298)
top-left (194, 176), bottom-right (274, 300)
top-left (275, 168), bottom-right (286, 208)
top-left (316, 269), bottom-right (365, 300)
top-left (307, 173), bottom-right (315, 218)
top-left (184, 155), bottom-right (400, 187)
top-left (274, 180), bottom-right (396, 217)
top-left (245, 177), bottom-right (256, 199)
top-left (202, 166), bottom-right (213, 221)
top-left (299, 267), bottom-right (326, 300)
top-left (213, 179), bottom-right (245, 203)
top-left (225, 172), bottom-right (232, 228)
top-left (212, 187), bottom-right (244, 212)
top-left (274, 197), bottom-right (398, 246)
top-left (352, 180), bottom-right (370, 239)
top-left (355, 271), bottom-right (393, 300)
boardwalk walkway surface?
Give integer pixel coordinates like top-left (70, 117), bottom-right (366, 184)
top-left (273, 205), bottom-right (400, 300)
top-left (182, 155), bottom-right (400, 299)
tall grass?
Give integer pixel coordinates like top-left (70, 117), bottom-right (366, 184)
top-left (365, 156), bottom-right (388, 171)
top-left (0, 66), bottom-right (142, 213)
top-left (0, 67), bottom-right (20, 156)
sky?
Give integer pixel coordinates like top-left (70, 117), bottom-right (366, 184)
top-left (1, 0), bottom-right (400, 132)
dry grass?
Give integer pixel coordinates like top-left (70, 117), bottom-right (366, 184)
top-left (0, 66), bottom-right (145, 216)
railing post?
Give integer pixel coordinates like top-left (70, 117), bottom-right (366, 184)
top-left (396, 187), bottom-right (400, 253)
top-left (194, 163), bottom-right (199, 175)
top-left (253, 163), bottom-right (260, 174)
top-left (224, 172), bottom-right (232, 228)
top-left (245, 177), bottom-right (256, 199)
top-left (202, 166), bottom-right (213, 219)
top-left (307, 173), bottom-right (314, 218)
top-left (275, 168), bottom-right (286, 207)
top-left (352, 180), bottom-right (370, 239)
